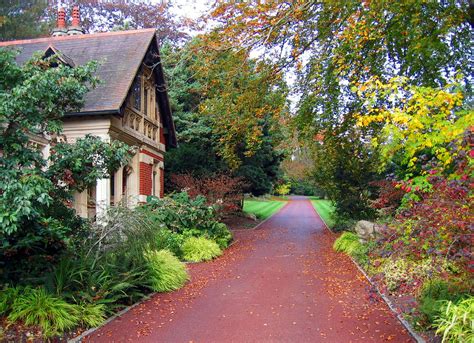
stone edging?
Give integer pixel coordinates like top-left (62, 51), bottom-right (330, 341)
top-left (68, 292), bottom-right (155, 342)
top-left (349, 257), bottom-right (425, 343)
top-left (310, 200), bottom-right (425, 343)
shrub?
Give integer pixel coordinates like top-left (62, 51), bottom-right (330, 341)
top-left (418, 279), bottom-right (465, 326)
top-left (435, 297), bottom-right (473, 343)
top-left (274, 183), bottom-right (291, 196)
top-left (144, 249), bottom-right (188, 292)
top-left (332, 217), bottom-right (357, 233)
top-left (8, 288), bottom-right (80, 337)
top-left (205, 222), bottom-right (233, 249)
top-left (156, 229), bottom-right (185, 258)
top-left (182, 237), bottom-right (222, 262)
top-left (170, 173), bottom-right (244, 214)
top-left (333, 232), bottom-right (359, 252)
top-left (144, 192), bottom-right (233, 247)
top-left (381, 258), bottom-right (435, 293)
top-left (144, 192), bottom-right (216, 233)
top-left (369, 179), bottom-right (405, 216)
top-left (376, 175), bottom-right (472, 269)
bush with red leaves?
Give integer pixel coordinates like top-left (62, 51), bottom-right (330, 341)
top-left (171, 173), bottom-right (245, 215)
top-left (370, 179), bottom-right (406, 215)
top-left (374, 175), bottom-right (473, 271)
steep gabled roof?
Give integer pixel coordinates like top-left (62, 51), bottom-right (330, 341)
top-left (0, 29), bottom-right (177, 147)
top-left (0, 29), bottom-right (156, 113)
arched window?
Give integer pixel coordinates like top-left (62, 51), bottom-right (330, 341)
top-left (131, 75), bottom-right (141, 111)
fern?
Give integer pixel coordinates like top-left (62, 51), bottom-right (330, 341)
top-left (144, 249), bottom-right (189, 292)
top-left (182, 237), bottom-right (222, 262)
top-left (8, 288), bottom-right (80, 337)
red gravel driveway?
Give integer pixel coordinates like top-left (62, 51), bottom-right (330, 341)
top-left (85, 197), bottom-right (413, 342)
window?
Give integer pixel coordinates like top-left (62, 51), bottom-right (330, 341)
top-left (144, 87), bottom-right (148, 116)
top-left (132, 75), bottom-right (141, 111)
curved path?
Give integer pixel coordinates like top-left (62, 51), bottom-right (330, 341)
top-left (86, 197), bottom-right (413, 342)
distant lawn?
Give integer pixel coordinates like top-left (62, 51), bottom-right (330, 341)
top-left (311, 199), bottom-right (336, 229)
top-left (243, 199), bottom-right (287, 220)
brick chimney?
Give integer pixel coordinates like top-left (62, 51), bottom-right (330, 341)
top-left (52, 7), bottom-right (67, 37)
top-left (67, 5), bottom-right (85, 35)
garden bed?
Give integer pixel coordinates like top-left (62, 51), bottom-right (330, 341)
top-left (0, 197), bottom-right (264, 342)
top-left (0, 192), bottom-right (237, 342)
top-left (332, 231), bottom-right (473, 343)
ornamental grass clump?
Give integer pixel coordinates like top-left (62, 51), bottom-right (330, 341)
top-left (333, 232), bottom-right (359, 253)
top-left (435, 297), bottom-right (473, 343)
top-left (182, 237), bottom-right (222, 262)
top-left (77, 303), bottom-right (106, 328)
top-left (7, 288), bottom-right (80, 337)
top-left (144, 249), bottom-right (188, 292)
top-left (333, 231), bottom-right (369, 265)
top-left (418, 279), bottom-right (465, 326)
top-left (0, 286), bottom-right (22, 315)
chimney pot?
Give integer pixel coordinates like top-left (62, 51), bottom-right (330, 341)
top-left (68, 4), bottom-right (85, 35)
top-left (52, 7), bottom-right (67, 36)
top-left (71, 5), bottom-right (80, 27)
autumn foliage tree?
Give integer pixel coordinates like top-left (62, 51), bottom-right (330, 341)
top-left (206, 0), bottom-right (473, 219)
top-left (1, 1), bottom-right (190, 45)
top-left (161, 41), bottom-right (289, 196)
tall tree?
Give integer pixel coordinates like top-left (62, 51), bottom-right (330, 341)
top-left (48, 1), bottom-right (190, 44)
top-left (207, 0), bottom-right (473, 217)
top-left (1, 1), bottom-right (190, 44)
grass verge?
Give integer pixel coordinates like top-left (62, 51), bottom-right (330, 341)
top-left (310, 198), bottom-right (335, 229)
top-left (243, 199), bottom-right (287, 220)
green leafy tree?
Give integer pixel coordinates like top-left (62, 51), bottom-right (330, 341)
top-left (0, 1), bottom-right (51, 41)
top-left (0, 49), bottom-right (132, 279)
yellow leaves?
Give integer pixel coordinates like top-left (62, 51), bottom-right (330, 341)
top-left (407, 157), bottom-right (417, 168)
top-left (354, 76), bottom-right (470, 172)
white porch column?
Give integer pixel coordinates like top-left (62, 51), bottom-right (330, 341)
top-left (96, 177), bottom-right (110, 221)
top-left (73, 190), bottom-right (88, 218)
top-left (127, 152), bottom-right (140, 207)
top-left (114, 167), bottom-right (123, 205)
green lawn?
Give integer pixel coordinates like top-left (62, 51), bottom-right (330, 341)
top-left (310, 199), bottom-right (336, 229)
top-left (243, 199), bottom-right (287, 220)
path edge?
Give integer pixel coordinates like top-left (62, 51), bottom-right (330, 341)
top-left (309, 197), bottom-right (425, 343)
top-left (68, 291), bottom-right (155, 343)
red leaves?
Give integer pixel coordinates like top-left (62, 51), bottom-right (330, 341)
top-left (171, 173), bottom-right (245, 215)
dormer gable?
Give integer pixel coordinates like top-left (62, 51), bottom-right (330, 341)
top-left (43, 45), bottom-right (75, 67)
